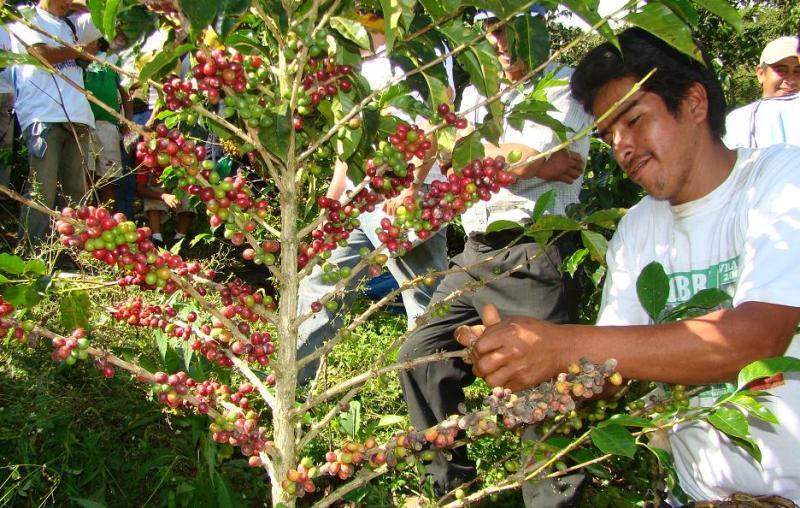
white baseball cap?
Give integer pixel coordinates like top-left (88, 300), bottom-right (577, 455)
top-left (760, 36), bottom-right (799, 65)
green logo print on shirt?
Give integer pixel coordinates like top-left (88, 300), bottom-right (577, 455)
top-left (665, 256), bottom-right (739, 403)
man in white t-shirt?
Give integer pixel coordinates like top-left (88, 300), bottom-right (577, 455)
top-left (398, 14), bottom-right (591, 496)
top-left (457, 27), bottom-right (800, 503)
top-left (724, 36), bottom-right (799, 148)
top-left (9, 0), bottom-right (98, 247)
top-left (295, 24), bottom-right (450, 384)
top-left (0, 24), bottom-right (15, 190)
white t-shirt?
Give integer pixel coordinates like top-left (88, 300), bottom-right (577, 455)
top-left (0, 25), bottom-right (14, 94)
top-left (459, 64), bottom-right (591, 235)
top-left (724, 94), bottom-right (800, 149)
top-left (597, 145), bottom-right (800, 502)
top-left (9, 7), bottom-right (94, 130)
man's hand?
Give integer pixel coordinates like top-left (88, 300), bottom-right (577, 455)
top-left (383, 186), bottom-right (417, 215)
top-left (536, 149), bottom-right (584, 184)
top-left (455, 304), bottom-right (563, 391)
top-left (161, 193), bottom-right (180, 209)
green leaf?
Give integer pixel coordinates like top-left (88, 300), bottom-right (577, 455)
top-left (486, 220), bottom-right (522, 234)
top-left (2, 284), bottom-right (40, 308)
top-left (178, 0), bottom-right (220, 35)
top-left (386, 95), bottom-right (431, 119)
top-left (380, 0), bottom-right (417, 54)
top-left (729, 435), bottom-right (763, 462)
top-left (580, 230), bottom-right (608, 263)
top-left (728, 392), bottom-right (778, 425)
top-left (583, 208), bottom-right (625, 229)
top-left (507, 14), bottom-right (549, 75)
top-left (87, 0), bottom-right (104, 34)
top-left (506, 99), bottom-right (566, 141)
top-left (591, 423), bottom-right (637, 458)
top-left (102, 0), bottom-right (121, 41)
top-left (258, 111), bottom-right (291, 159)
top-left (624, 3), bottom-right (702, 62)
top-left (60, 291), bottom-right (91, 331)
top-left (693, 0), bottom-right (742, 32)
top-left (531, 189), bottom-right (555, 221)
top-left (139, 44), bottom-right (194, 84)
top-left (527, 215), bottom-right (581, 233)
top-left (562, 248), bottom-right (588, 277)
top-left (155, 329), bottom-right (169, 361)
top-left (24, 259), bottom-right (46, 276)
top-left (659, 0), bottom-right (700, 26)
top-left (377, 414), bottom-right (405, 427)
top-left (0, 49), bottom-right (47, 70)
top-left (560, 0), bottom-right (617, 48)
top-left (452, 131), bottom-right (485, 171)
top-left (71, 498), bottom-right (107, 508)
top-left (707, 407), bottom-right (749, 440)
top-left (0, 274), bottom-right (8, 284)
top-left (421, 73), bottom-right (449, 116)
top-left (599, 414), bottom-right (655, 429)
top-left (332, 92), bottom-right (362, 160)
top-left (215, 0), bottom-right (252, 39)
top-left (339, 400), bottom-right (362, 440)
top-left (0, 253), bottom-right (25, 275)
top-left (737, 356), bottom-right (800, 391)
top-left (330, 17), bottom-right (370, 49)
top-left (635, 261), bottom-right (669, 321)
top-left (418, 0), bottom-right (460, 18)
top-left (662, 288), bottom-right (731, 322)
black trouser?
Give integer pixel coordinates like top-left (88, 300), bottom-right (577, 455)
top-left (398, 231), bottom-right (580, 495)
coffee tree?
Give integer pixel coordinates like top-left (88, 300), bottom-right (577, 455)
top-left (1, 0), bottom-right (794, 505)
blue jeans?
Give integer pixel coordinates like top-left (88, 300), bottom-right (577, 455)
top-left (296, 198), bottom-right (447, 384)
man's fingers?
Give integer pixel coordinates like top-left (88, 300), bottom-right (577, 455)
top-left (481, 303), bottom-right (502, 326)
top-left (454, 325), bottom-right (483, 347)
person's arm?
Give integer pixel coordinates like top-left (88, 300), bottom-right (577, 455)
top-left (119, 85), bottom-right (133, 122)
top-left (456, 301), bottom-right (800, 392)
top-left (483, 142), bottom-right (584, 183)
top-left (136, 180), bottom-right (179, 207)
top-left (326, 159), bottom-right (350, 201)
top-left (28, 40), bottom-right (98, 65)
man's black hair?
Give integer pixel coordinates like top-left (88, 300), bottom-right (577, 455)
top-left (571, 27), bottom-right (726, 140)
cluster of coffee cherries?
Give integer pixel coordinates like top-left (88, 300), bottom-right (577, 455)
top-left (163, 50), bottom-right (263, 108)
top-left (298, 191), bottom-right (380, 268)
top-left (112, 299), bottom-right (178, 328)
top-left (435, 103), bottom-right (468, 130)
top-left (282, 456), bottom-right (319, 497)
top-left (0, 297), bottom-right (24, 342)
top-left (93, 357), bottom-right (116, 379)
top-left (189, 171), bottom-right (269, 229)
top-left (479, 358), bottom-right (620, 430)
top-left (285, 24), bottom-right (329, 61)
top-left (57, 206), bottom-right (203, 292)
top-left (295, 57), bottom-right (354, 117)
top-left (379, 155), bottom-right (518, 252)
top-left (135, 123), bottom-right (208, 182)
top-left (50, 327), bottom-right (90, 366)
top-left (207, 395), bottom-right (271, 467)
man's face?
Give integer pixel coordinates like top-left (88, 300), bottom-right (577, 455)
top-left (41, 0), bottom-right (74, 17)
top-left (757, 55), bottom-right (800, 98)
top-left (485, 25), bottom-right (525, 78)
top-left (593, 77), bottom-right (702, 205)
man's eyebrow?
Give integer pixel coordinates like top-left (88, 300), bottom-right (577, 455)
top-left (597, 98), bottom-right (640, 142)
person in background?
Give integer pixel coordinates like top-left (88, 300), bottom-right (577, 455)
top-left (724, 36), bottom-right (799, 148)
top-left (83, 37), bottom-right (133, 209)
top-left (0, 24), bottom-right (15, 193)
top-left (9, 0), bottom-right (97, 247)
top-left (398, 11), bottom-right (591, 500)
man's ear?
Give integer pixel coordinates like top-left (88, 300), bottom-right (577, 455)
top-left (756, 64), bottom-right (766, 86)
top-left (683, 82), bottom-right (709, 126)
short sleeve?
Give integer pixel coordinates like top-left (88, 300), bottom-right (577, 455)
top-left (734, 147), bottom-right (800, 309)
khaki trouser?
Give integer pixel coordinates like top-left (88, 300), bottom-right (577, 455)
top-left (18, 122), bottom-right (93, 247)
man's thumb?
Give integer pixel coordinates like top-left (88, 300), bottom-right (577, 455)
top-left (481, 303), bottom-right (502, 326)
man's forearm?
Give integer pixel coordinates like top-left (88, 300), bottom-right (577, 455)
top-left (561, 302), bottom-right (798, 385)
top-left (29, 44), bottom-right (84, 65)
